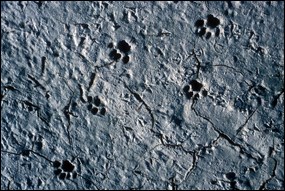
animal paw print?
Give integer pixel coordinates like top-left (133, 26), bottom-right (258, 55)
top-left (107, 40), bottom-right (131, 64)
top-left (183, 79), bottom-right (208, 100)
top-left (53, 159), bottom-right (77, 180)
top-left (194, 14), bottom-right (221, 39)
top-left (86, 95), bottom-right (106, 116)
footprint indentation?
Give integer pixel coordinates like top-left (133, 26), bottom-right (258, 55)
top-left (194, 15), bottom-right (221, 39)
top-left (107, 40), bottom-right (132, 64)
top-left (53, 159), bottom-right (77, 180)
top-left (183, 80), bottom-right (207, 101)
top-left (86, 95), bottom-right (107, 116)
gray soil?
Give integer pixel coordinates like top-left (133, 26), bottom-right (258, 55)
top-left (1, 1), bottom-right (284, 190)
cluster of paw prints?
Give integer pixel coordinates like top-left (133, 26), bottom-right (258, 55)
top-left (194, 14), bottom-right (221, 39)
top-left (108, 40), bottom-right (131, 64)
top-left (86, 95), bottom-right (106, 116)
top-left (53, 159), bottom-right (77, 180)
top-left (183, 79), bottom-right (208, 100)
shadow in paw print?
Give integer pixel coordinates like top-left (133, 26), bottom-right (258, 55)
top-left (62, 160), bottom-right (75, 172)
top-left (195, 19), bottom-right (204, 28)
top-left (53, 160), bottom-right (77, 180)
top-left (109, 49), bottom-right (121, 61)
top-left (122, 55), bottom-right (130, 64)
top-left (194, 14), bottom-right (221, 39)
top-left (117, 40), bottom-right (131, 54)
top-left (107, 42), bottom-right (114, 48)
top-left (190, 80), bottom-right (203, 91)
top-left (225, 172), bottom-right (238, 190)
top-left (207, 14), bottom-right (220, 28)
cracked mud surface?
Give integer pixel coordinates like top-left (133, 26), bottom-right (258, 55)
top-left (1, 1), bottom-right (284, 190)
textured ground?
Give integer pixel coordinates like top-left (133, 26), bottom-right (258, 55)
top-left (1, 1), bottom-right (284, 190)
